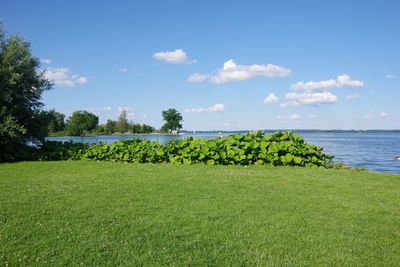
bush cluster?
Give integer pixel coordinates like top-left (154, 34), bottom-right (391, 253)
top-left (35, 131), bottom-right (335, 168)
top-left (83, 139), bottom-right (165, 163)
top-left (31, 141), bottom-right (89, 161)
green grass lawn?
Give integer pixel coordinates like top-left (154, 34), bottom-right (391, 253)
top-left (1, 162), bottom-right (399, 266)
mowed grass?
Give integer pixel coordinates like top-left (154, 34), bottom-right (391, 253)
top-left (1, 162), bottom-right (400, 266)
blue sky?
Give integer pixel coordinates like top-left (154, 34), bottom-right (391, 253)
top-left (1, 0), bottom-right (399, 130)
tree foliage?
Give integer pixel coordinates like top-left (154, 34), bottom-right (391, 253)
top-left (104, 119), bottom-right (117, 134)
top-left (141, 124), bottom-right (155, 133)
top-left (116, 109), bottom-right (129, 133)
top-left (46, 109), bottom-right (65, 133)
top-left (161, 108), bottom-right (183, 134)
top-left (66, 111), bottom-right (98, 136)
top-left (131, 123), bottom-right (155, 134)
top-left (0, 23), bottom-right (52, 161)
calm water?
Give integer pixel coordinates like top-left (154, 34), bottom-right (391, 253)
top-left (46, 131), bottom-right (400, 174)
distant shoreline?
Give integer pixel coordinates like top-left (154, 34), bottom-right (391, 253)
top-left (47, 129), bottom-right (400, 138)
top-left (181, 129), bottom-right (400, 133)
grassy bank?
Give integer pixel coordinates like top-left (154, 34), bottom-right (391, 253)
top-left (1, 162), bottom-right (399, 266)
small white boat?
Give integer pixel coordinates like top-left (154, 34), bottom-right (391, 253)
top-left (395, 156), bottom-right (400, 160)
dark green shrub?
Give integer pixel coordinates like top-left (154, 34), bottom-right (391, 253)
top-left (33, 141), bottom-right (89, 161)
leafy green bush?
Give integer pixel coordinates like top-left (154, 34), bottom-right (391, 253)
top-left (34, 131), bottom-right (335, 168)
top-left (82, 139), bottom-right (165, 163)
top-left (33, 141), bottom-right (89, 161)
top-left (165, 131), bottom-right (333, 167)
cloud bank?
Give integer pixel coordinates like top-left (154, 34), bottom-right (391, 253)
top-left (185, 103), bottom-right (225, 113)
top-left (153, 49), bottom-right (192, 64)
top-left (264, 93), bottom-right (279, 104)
top-left (291, 74), bottom-right (364, 90)
top-left (277, 74), bottom-right (364, 106)
top-left (43, 68), bottom-right (87, 87)
top-left (188, 59), bottom-right (291, 84)
top-left (187, 73), bottom-right (209, 83)
top-left (285, 91), bottom-right (338, 106)
top-left (277, 113), bottom-right (301, 120)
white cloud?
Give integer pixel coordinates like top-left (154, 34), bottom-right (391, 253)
top-left (362, 114), bottom-right (373, 119)
top-left (385, 74), bottom-right (396, 79)
top-left (104, 106), bottom-right (112, 112)
top-left (153, 49), bottom-right (192, 64)
top-left (285, 91), bottom-right (338, 106)
top-left (337, 74), bottom-right (364, 87)
top-left (76, 76), bottom-right (87, 84)
top-left (291, 79), bottom-right (336, 91)
top-left (289, 113), bottom-right (301, 120)
top-left (291, 74), bottom-right (364, 90)
top-left (40, 58), bottom-right (51, 64)
top-left (277, 113), bottom-right (301, 120)
top-left (184, 103), bottom-right (225, 113)
top-left (264, 93), bottom-right (279, 104)
top-left (210, 59), bottom-right (291, 84)
top-left (43, 68), bottom-right (88, 87)
top-left (187, 73), bottom-right (209, 83)
top-left (188, 59), bottom-right (291, 84)
top-left (345, 94), bottom-right (360, 100)
top-left (119, 67), bottom-right (129, 73)
top-left (362, 111), bottom-right (389, 119)
top-left (380, 112), bottom-right (390, 117)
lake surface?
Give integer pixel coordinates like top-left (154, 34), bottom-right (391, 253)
top-left (46, 131), bottom-right (400, 174)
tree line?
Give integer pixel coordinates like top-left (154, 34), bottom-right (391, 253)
top-left (47, 109), bottom-right (157, 136)
top-left (12, 106), bottom-right (183, 137)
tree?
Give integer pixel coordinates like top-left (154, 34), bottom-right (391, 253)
top-left (131, 123), bottom-right (141, 133)
top-left (47, 109), bottom-right (65, 133)
top-left (0, 23), bottom-right (52, 161)
top-left (65, 111), bottom-right (98, 136)
top-left (94, 124), bottom-right (105, 134)
top-left (161, 108), bottom-right (183, 134)
top-left (116, 109), bottom-right (129, 133)
top-left (141, 124), bottom-right (155, 133)
top-left (104, 119), bottom-right (117, 134)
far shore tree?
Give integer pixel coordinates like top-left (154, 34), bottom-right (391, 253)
top-left (47, 110), bottom-right (65, 133)
top-left (131, 123), bottom-right (155, 134)
top-left (131, 123), bottom-right (141, 133)
top-left (116, 109), bottom-right (129, 133)
top-left (141, 124), bottom-right (155, 133)
top-left (66, 111), bottom-right (98, 136)
top-left (0, 23), bottom-right (52, 161)
top-left (161, 108), bottom-right (183, 134)
top-left (94, 124), bottom-right (105, 134)
top-left (104, 119), bottom-right (117, 134)
top-left (96, 119), bottom-right (155, 135)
